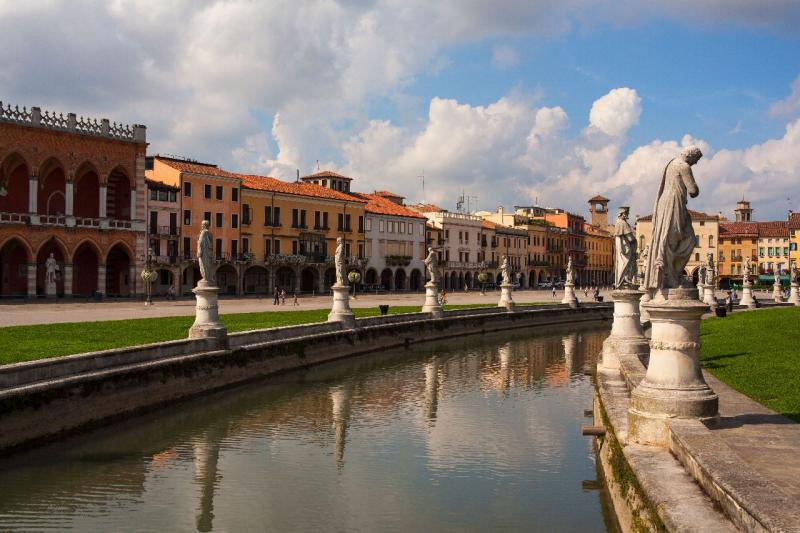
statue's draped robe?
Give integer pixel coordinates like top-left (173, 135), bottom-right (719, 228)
top-left (197, 230), bottom-right (214, 283)
top-left (644, 158), bottom-right (698, 289)
top-left (613, 219), bottom-right (637, 288)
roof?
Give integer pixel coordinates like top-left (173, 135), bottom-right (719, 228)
top-left (145, 177), bottom-right (179, 192)
top-left (589, 195), bottom-right (609, 202)
top-left (373, 190), bottom-right (404, 198)
top-left (757, 221), bottom-right (788, 238)
top-left (156, 157), bottom-right (240, 179)
top-left (789, 212), bottom-right (800, 229)
top-left (481, 219), bottom-right (527, 235)
top-left (481, 219), bottom-right (498, 229)
top-left (240, 175), bottom-right (367, 203)
top-left (637, 209), bottom-right (718, 222)
top-left (719, 222), bottom-right (758, 237)
top-left (349, 192), bottom-right (425, 219)
top-left (302, 170), bottom-right (352, 181)
top-left (408, 203), bottom-right (445, 213)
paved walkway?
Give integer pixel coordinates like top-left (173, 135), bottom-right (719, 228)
top-left (0, 289), bottom-right (594, 327)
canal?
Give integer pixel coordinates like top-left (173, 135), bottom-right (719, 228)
top-left (0, 324), bottom-right (618, 532)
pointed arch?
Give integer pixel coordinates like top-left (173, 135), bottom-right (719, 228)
top-left (74, 160), bottom-right (100, 218)
top-left (107, 165), bottom-right (132, 220)
top-left (0, 152), bottom-right (30, 215)
top-left (0, 236), bottom-right (31, 296)
top-left (37, 156), bottom-right (66, 216)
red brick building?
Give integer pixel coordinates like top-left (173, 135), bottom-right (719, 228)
top-left (0, 103), bottom-right (147, 298)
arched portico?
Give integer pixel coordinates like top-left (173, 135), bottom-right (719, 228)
top-left (36, 238), bottom-right (67, 296)
top-left (300, 267), bottom-right (319, 293)
top-left (395, 268), bottom-right (407, 291)
top-left (0, 152), bottom-right (29, 214)
top-left (106, 243), bottom-right (132, 296)
top-left (72, 241), bottom-right (100, 296)
top-left (74, 161), bottom-right (100, 219)
top-left (380, 268), bottom-right (393, 291)
top-left (410, 269), bottom-right (422, 291)
top-left (0, 237), bottom-right (30, 296)
top-left (216, 263), bottom-right (238, 295)
top-left (244, 265), bottom-right (269, 295)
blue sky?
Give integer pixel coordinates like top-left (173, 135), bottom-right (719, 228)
top-left (2, 1), bottom-right (800, 218)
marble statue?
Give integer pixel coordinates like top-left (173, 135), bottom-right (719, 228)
top-left (698, 264), bottom-right (707, 286)
top-left (565, 256), bottom-right (574, 285)
top-left (45, 252), bottom-right (58, 295)
top-left (643, 146), bottom-right (703, 290)
top-left (743, 255), bottom-right (752, 282)
top-left (774, 269), bottom-right (781, 285)
top-left (500, 256), bottom-right (512, 285)
top-left (613, 206), bottom-right (638, 288)
top-left (424, 247), bottom-right (441, 285)
top-left (792, 263), bottom-right (798, 284)
top-left (197, 220), bottom-right (214, 284)
top-left (706, 253), bottom-right (715, 284)
top-left (334, 237), bottom-right (346, 286)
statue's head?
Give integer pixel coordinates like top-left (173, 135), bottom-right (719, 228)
top-left (49, 252), bottom-right (54, 258)
top-left (617, 206), bottom-right (630, 219)
top-left (428, 246), bottom-right (433, 253)
top-left (680, 145), bottom-right (703, 165)
top-left (201, 220), bottom-right (210, 230)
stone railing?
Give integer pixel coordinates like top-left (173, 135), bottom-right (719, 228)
top-left (0, 212), bottom-right (31, 224)
top-left (0, 101), bottom-right (146, 143)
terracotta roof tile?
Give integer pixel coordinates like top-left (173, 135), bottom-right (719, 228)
top-left (408, 203), bottom-right (444, 213)
top-left (719, 222), bottom-right (758, 237)
top-left (302, 170), bottom-right (352, 180)
top-left (757, 221), bottom-right (788, 238)
top-left (789, 212), bottom-right (800, 229)
top-left (349, 192), bottom-right (425, 218)
top-left (637, 209), bottom-right (718, 222)
top-left (373, 190), bottom-right (404, 198)
top-left (589, 194), bottom-right (609, 202)
top-left (157, 158), bottom-right (240, 179)
top-left (240, 174), bottom-right (366, 203)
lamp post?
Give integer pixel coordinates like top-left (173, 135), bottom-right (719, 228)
top-left (348, 270), bottom-right (361, 299)
top-left (141, 250), bottom-right (158, 306)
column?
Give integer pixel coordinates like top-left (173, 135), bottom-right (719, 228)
top-left (65, 180), bottom-right (74, 215)
top-left (130, 187), bottom-right (137, 221)
top-left (63, 263), bottom-right (73, 297)
top-left (97, 264), bottom-right (107, 296)
top-left (27, 263), bottom-right (36, 298)
top-left (99, 184), bottom-right (108, 218)
top-left (28, 175), bottom-right (39, 224)
top-left (129, 265), bottom-right (138, 297)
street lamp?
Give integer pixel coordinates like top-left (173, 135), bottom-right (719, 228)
top-left (348, 270), bottom-right (361, 299)
top-left (141, 248), bottom-right (158, 306)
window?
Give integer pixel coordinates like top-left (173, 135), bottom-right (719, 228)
top-left (204, 184), bottom-right (211, 199)
top-left (358, 242), bottom-right (365, 258)
top-left (338, 213), bottom-right (344, 231)
top-left (215, 185), bottom-right (223, 200)
top-left (399, 221), bottom-right (405, 234)
top-left (379, 219), bottom-right (384, 232)
top-left (231, 239), bottom-right (238, 258)
top-left (409, 224), bottom-right (413, 235)
top-left (345, 214), bottom-right (351, 232)
top-left (694, 235), bottom-right (700, 248)
top-left (203, 211), bottom-right (211, 224)
top-left (708, 235), bottom-right (714, 247)
top-left (365, 217), bottom-right (372, 231)
top-left (231, 188), bottom-right (238, 202)
top-left (389, 221), bottom-right (395, 233)
top-left (292, 209), bottom-right (299, 228)
top-left (695, 253), bottom-right (700, 261)
top-left (265, 239), bottom-right (271, 255)
top-left (274, 239), bottom-right (281, 254)
top-left (183, 237), bottom-right (191, 258)
top-left (215, 238), bottom-right (223, 259)
top-left (314, 211), bottom-right (321, 229)
top-left (149, 189), bottom-right (158, 201)
top-left (323, 212), bottom-right (329, 229)
top-left (183, 181), bottom-right (192, 197)
top-left (273, 207), bottom-right (281, 226)
top-left (358, 216), bottom-right (364, 233)
top-left (419, 224), bottom-right (424, 237)
top-left (292, 240), bottom-right (298, 255)
top-left (169, 190), bottom-right (177, 202)
top-left (300, 209), bottom-right (307, 228)
top-left (242, 204), bottom-right (251, 225)
top-left (215, 212), bottom-right (223, 228)
top-left (760, 247), bottom-right (765, 257)
top-left (232, 213), bottom-right (239, 229)
top-left (264, 206), bottom-right (272, 226)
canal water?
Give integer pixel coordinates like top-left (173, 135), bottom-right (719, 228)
top-left (0, 324), bottom-right (618, 532)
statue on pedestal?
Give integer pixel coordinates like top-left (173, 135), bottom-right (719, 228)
top-left (45, 252), bottom-right (59, 296)
top-left (424, 247), bottom-right (441, 285)
top-left (743, 255), bottom-right (752, 284)
top-left (774, 269), bottom-right (781, 286)
top-left (500, 256), bottom-right (512, 285)
top-left (565, 256), bottom-right (574, 285)
top-left (613, 206), bottom-right (638, 288)
top-left (197, 220), bottom-right (214, 284)
top-left (643, 146), bottom-right (703, 290)
top-left (698, 264), bottom-right (707, 286)
top-left (706, 253), bottom-right (715, 286)
top-left (792, 263), bottom-right (798, 284)
top-left (334, 237), bottom-right (347, 286)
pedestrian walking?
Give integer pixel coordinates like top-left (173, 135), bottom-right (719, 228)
top-left (280, 288), bottom-right (286, 305)
top-left (293, 292), bottom-right (299, 306)
top-left (551, 286), bottom-right (556, 299)
top-left (273, 286), bottom-right (280, 305)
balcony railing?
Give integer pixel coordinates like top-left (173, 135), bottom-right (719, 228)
top-left (0, 212), bottom-right (31, 224)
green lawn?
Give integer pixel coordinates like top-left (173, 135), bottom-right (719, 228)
top-left (700, 307), bottom-right (800, 422)
top-left (0, 303), bottom-right (510, 365)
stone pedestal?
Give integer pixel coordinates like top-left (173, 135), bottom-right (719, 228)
top-left (561, 282), bottom-right (578, 308)
top-left (773, 282), bottom-right (783, 303)
top-left (328, 284), bottom-right (356, 328)
top-left (639, 287), bottom-right (652, 324)
top-left (601, 289), bottom-right (649, 370)
top-left (702, 284), bottom-right (717, 308)
top-left (696, 282), bottom-right (705, 301)
top-left (498, 283), bottom-right (515, 310)
top-left (422, 281), bottom-right (443, 318)
top-left (189, 282), bottom-right (227, 342)
top-left (789, 283), bottom-right (800, 306)
top-left (628, 287), bottom-right (718, 447)
top-left (45, 280), bottom-right (57, 299)
top-left (739, 280), bottom-right (756, 308)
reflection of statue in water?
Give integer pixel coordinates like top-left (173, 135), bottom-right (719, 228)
top-left (197, 220), bottom-right (214, 284)
top-left (613, 206), bottom-right (638, 288)
top-left (644, 146), bottom-right (703, 290)
top-left (424, 247), bottom-right (441, 285)
top-left (565, 256), bottom-right (574, 285)
top-left (500, 255), bottom-right (512, 285)
top-left (334, 237), bottom-right (346, 286)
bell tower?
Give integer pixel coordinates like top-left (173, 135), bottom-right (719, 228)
top-left (734, 199), bottom-right (753, 222)
top-left (588, 195), bottom-right (610, 228)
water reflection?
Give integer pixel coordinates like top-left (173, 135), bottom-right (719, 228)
top-left (0, 324), bottom-right (613, 532)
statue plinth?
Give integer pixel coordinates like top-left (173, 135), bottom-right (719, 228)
top-left (189, 281), bottom-right (227, 343)
top-left (773, 282), bottom-right (783, 303)
top-left (328, 283), bottom-right (356, 328)
top-left (561, 282), bottom-right (578, 308)
top-left (628, 288), bottom-right (718, 446)
top-left (498, 282), bottom-right (515, 310)
top-left (422, 281), bottom-right (443, 318)
top-left (696, 282), bottom-right (705, 301)
top-left (45, 281), bottom-right (57, 299)
top-left (601, 289), bottom-right (648, 371)
top-left (702, 284), bottom-right (717, 308)
top-left (789, 283), bottom-right (800, 306)
top-left (638, 286), bottom-right (652, 324)
top-left (739, 279), bottom-right (756, 308)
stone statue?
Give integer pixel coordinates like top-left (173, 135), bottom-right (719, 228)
top-left (565, 256), bottom-right (574, 285)
top-left (792, 263), bottom-right (798, 284)
top-left (334, 237), bottom-right (347, 286)
top-left (197, 220), bottom-right (214, 284)
top-left (743, 255), bottom-right (752, 282)
top-left (500, 256), bottom-right (512, 285)
top-left (613, 206), bottom-right (638, 288)
top-left (706, 253), bottom-right (715, 285)
top-left (643, 146), bottom-right (702, 290)
top-left (698, 264), bottom-right (707, 286)
top-left (424, 246), bottom-right (441, 285)
top-left (45, 252), bottom-right (59, 295)
top-left (774, 269), bottom-right (781, 285)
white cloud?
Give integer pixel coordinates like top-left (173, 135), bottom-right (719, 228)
top-left (588, 87), bottom-right (641, 137)
top-left (491, 45), bottom-right (521, 69)
top-left (770, 75), bottom-right (800, 117)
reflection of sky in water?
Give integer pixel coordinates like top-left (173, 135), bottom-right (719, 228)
top-left (0, 326), bottom-right (613, 532)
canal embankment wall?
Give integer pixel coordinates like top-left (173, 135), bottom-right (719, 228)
top-left (0, 303), bottom-right (611, 455)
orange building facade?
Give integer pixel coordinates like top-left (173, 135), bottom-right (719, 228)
top-left (0, 103), bottom-right (147, 298)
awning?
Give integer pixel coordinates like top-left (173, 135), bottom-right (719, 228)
top-left (758, 275), bottom-right (790, 282)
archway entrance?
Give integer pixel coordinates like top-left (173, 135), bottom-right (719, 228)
top-left (106, 244), bottom-right (132, 296)
top-left (182, 264), bottom-right (201, 295)
top-left (275, 266), bottom-right (295, 292)
top-left (323, 267), bottom-right (336, 290)
top-left (300, 267), bottom-right (319, 293)
top-left (107, 168), bottom-right (132, 220)
top-left (72, 243), bottom-right (99, 297)
top-left (216, 264), bottom-right (238, 295)
top-left (464, 271), bottom-right (472, 289)
top-left (0, 153), bottom-right (29, 214)
top-left (380, 268), bottom-right (393, 290)
top-left (38, 158), bottom-right (66, 217)
top-left (155, 269), bottom-right (174, 296)
top-left (74, 162), bottom-right (100, 219)
top-left (244, 265), bottom-right (269, 295)
top-left (394, 269), bottom-right (407, 291)
top-left (365, 268), bottom-right (377, 285)
top-left (36, 239), bottom-right (66, 296)
top-left (0, 238), bottom-right (29, 296)
top-left (410, 269), bottom-right (422, 291)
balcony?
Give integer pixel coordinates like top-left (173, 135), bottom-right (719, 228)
top-left (150, 225), bottom-right (179, 236)
top-left (385, 255), bottom-right (412, 267)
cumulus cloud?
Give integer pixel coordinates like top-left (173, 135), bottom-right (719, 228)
top-left (770, 75), bottom-right (800, 117)
top-left (588, 88), bottom-right (642, 137)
